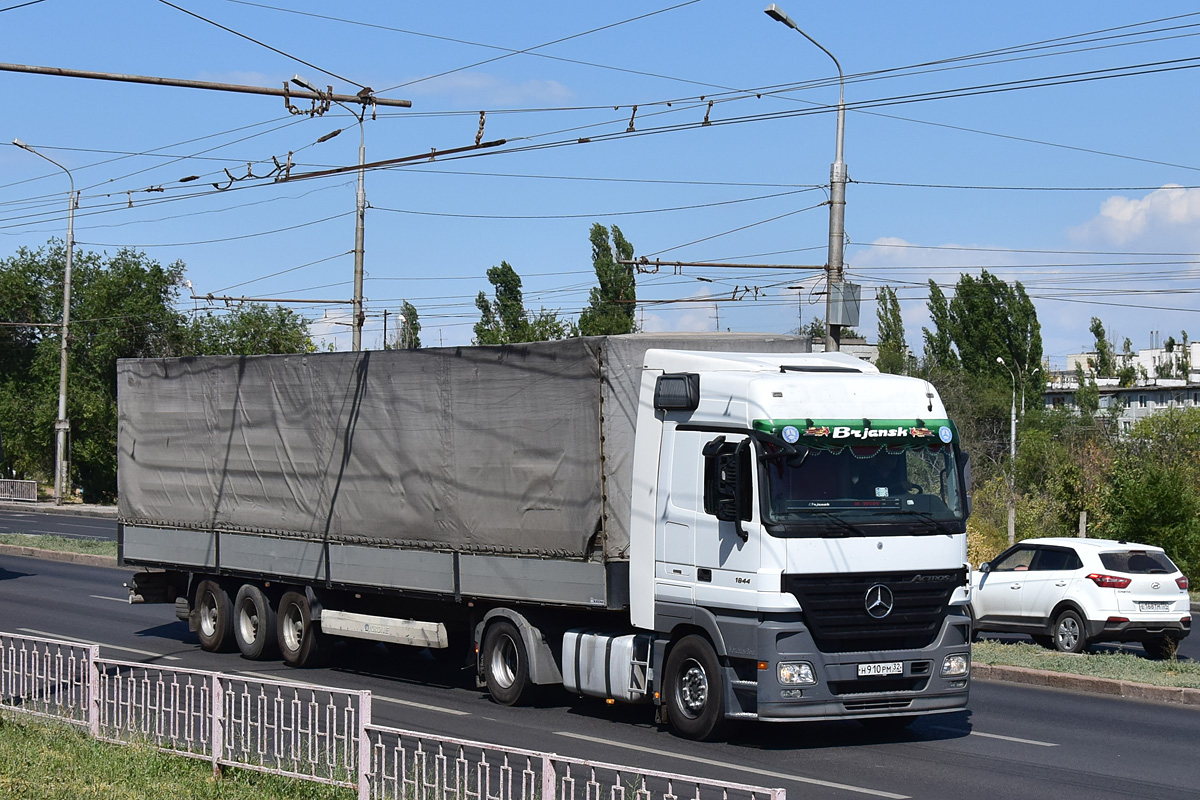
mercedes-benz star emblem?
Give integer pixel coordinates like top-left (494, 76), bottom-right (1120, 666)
top-left (865, 584), bottom-right (894, 619)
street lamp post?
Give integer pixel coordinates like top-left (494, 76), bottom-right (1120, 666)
top-left (997, 356), bottom-right (1017, 546)
top-left (13, 138), bottom-right (76, 505)
top-left (765, 4), bottom-right (847, 353)
top-left (295, 76), bottom-right (368, 351)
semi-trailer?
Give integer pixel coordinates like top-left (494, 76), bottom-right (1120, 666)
top-left (121, 333), bottom-right (973, 740)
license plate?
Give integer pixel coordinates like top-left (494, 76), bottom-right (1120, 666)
top-left (858, 661), bottom-right (903, 677)
top-left (1139, 602), bottom-right (1172, 612)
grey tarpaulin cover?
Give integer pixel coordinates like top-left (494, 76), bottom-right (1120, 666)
top-left (118, 333), bottom-right (806, 560)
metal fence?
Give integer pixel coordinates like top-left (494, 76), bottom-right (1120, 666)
top-left (0, 631), bottom-right (784, 800)
top-left (0, 479), bottom-right (37, 501)
top-left (365, 725), bottom-right (785, 800)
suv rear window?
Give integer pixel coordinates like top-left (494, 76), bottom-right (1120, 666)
top-left (1099, 550), bottom-right (1176, 574)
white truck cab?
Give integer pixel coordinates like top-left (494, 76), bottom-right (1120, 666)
top-left (625, 350), bottom-right (972, 738)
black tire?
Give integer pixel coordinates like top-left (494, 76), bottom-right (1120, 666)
top-left (481, 620), bottom-right (532, 705)
top-left (276, 590), bottom-right (326, 667)
top-left (663, 635), bottom-right (725, 741)
top-left (1142, 637), bottom-right (1179, 660)
top-left (1031, 634), bottom-right (1054, 649)
top-left (194, 579), bottom-right (234, 652)
top-left (233, 584), bottom-right (277, 660)
top-left (1052, 609), bottom-right (1087, 654)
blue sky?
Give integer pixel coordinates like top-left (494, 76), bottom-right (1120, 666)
top-left (3, 1), bottom-right (1199, 367)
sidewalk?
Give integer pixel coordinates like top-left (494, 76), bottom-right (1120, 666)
top-left (0, 499), bottom-right (117, 517)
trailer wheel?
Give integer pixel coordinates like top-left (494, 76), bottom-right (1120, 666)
top-left (663, 635), bottom-right (725, 741)
top-left (234, 584), bottom-right (277, 660)
top-left (481, 620), bottom-right (531, 705)
top-left (276, 590), bottom-right (325, 667)
top-left (195, 580), bottom-right (234, 652)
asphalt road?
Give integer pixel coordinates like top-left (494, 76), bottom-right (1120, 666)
top-left (0, 508), bottom-right (117, 541)
top-left (2, 554), bottom-right (1197, 800)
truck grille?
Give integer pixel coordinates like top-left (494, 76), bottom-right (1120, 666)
top-left (783, 570), bottom-right (966, 653)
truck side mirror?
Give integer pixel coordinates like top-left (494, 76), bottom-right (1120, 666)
top-left (703, 436), bottom-right (752, 541)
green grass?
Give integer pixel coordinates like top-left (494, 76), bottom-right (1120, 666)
top-left (973, 639), bottom-right (1200, 689)
top-left (0, 714), bottom-right (353, 800)
top-left (0, 533), bottom-right (117, 557)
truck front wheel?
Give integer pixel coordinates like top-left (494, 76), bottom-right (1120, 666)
top-left (195, 579), bottom-right (233, 652)
top-left (664, 635), bottom-right (726, 741)
top-left (277, 590), bottom-right (325, 667)
top-left (481, 620), bottom-right (531, 705)
top-left (234, 584), bottom-right (277, 660)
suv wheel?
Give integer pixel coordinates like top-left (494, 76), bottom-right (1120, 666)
top-left (1052, 609), bottom-right (1087, 654)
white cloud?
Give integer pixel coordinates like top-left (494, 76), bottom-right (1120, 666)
top-left (1068, 185), bottom-right (1200, 247)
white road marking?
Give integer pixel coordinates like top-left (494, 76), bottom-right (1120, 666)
top-left (89, 594), bottom-right (128, 603)
top-left (967, 730), bottom-right (1058, 747)
top-left (234, 671), bottom-right (471, 716)
top-left (554, 731), bottom-right (910, 799)
top-left (374, 694), bottom-right (471, 716)
top-left (931, 725), bottom-right (1058, 747)
top-left (18, 628), bottom-right (181, 661)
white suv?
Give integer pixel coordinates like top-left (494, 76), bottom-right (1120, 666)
top-left (970, 538), bottom-right (1191, 658)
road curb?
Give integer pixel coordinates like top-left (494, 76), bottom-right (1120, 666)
top-left (0, 501), bottom-right (118, 517)
top-left (0, 543), bottom-right (118, 568)
top-left (973, 663), bottom-right (1200, 707)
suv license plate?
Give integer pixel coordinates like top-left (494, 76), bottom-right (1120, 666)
top-left (1139, 602), bottom-right (1172, 612)
top-left (858, 661), bottom-right (903, 677)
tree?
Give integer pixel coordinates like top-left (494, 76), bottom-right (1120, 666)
top-left (1088, 317), bottom-right (1115, 377)
top-left (799, 316), bottom-right (859, 342)
top-left (578, 224), bottom-right (637, 336)
top-left (0, 244), bottom-right (188, 500)
top-left (921, 280), bottom-right (958, 373)
top-left (0, 241), bottom-right (316, 501)
top-left (180, 304), bottom-right (314, 356)
top-left (387, 300), bottom-right (422, 350)
top-left (875, 286), bottom-right (910, 375)
top-left (473, 261), bottom-right (571, 345)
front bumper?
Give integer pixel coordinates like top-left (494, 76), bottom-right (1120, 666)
top-left (733, 607), bottom-right (972, 722)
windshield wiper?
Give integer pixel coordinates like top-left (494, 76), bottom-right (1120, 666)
top-left (903, 510), bottom-right (960, 535)
top-left (806, 511), bottom-right (867, 537)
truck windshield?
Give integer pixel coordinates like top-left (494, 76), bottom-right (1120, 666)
top-left (761, 443), bottom-right (965, 534)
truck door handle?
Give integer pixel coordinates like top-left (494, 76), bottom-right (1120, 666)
top-left (1055, 581), bottom-right (1067, 587)
top-left (1011, 583), bottom-right (1021, 589)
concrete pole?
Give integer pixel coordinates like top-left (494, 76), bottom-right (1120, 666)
top-left (352, 120), bottom-right (366, 351)
top-left (12, 139), bottom-right (74, 504)
top-left (56, 191), bottom-right (76, 505)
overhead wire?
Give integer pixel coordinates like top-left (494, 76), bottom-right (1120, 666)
top-left (155, 0), bottom-right (366, 89)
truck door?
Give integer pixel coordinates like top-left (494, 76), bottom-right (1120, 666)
top-left (687, 430), bottom-right (761, 607)
top-left (656, 424), bottom-right (698, 604)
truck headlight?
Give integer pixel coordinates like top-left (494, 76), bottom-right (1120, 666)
top-left (778, 661), bottom-right (816, 685)
top-left (941, 654), bottom-right (969, 677)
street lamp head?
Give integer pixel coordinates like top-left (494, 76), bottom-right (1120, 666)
top-left (291, 74), bottom-right (319, 93)
top-left (12, 137), bottom-right (30, 150)
top-left (996, 356), bottom-right (1006, 366)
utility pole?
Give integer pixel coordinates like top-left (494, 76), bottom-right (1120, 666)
top-left (294, 75), bottom-right (368, 350)
top-left (383, 309), bottom-right (389, 349)
top-left (998, 356), bottom-right (1017, 546)
top-left (13, 139), bottom-right (75, 505)
top-left (765, 5), bottom-right (853, 352)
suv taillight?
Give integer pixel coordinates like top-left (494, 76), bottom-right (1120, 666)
top-left (1178, 576), bottom-right (1190, 590)
top-left (1087, 573), bottom-right (1132, 589)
